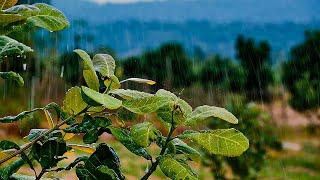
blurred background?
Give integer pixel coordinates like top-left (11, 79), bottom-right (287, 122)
top-left (1, 0), bottom-right (320, 179)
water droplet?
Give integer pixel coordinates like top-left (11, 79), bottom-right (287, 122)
top-left (60, 66), bottom-right (64, 78)
top-left (23, 64), bottom-right (27, 71)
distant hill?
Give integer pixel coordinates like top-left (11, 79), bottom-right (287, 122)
top-left (39, 0), bottom-right (320, 59)
top-left (53, 0), bottom-right (320, 24)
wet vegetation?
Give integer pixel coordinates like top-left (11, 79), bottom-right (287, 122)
top-left (0, 0), bottom-right (320, 180)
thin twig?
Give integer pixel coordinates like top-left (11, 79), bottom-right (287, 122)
top-left (0, 106), bottom-right (89, 165)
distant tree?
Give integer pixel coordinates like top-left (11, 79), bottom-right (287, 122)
top-left (18, 0), bottom-right (51, 4)
top-left (122, 42), bottom-right (194, 89)
top-left (282, 31), bottom-right (320, 110)
top-left (235, 35), bottom-right (273, 100)
top-left (199, 55), bottom-right (245, 92)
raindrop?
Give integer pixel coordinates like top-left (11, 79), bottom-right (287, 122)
top-left (60, 66), bottom-right (64, 78)
top-left (23, 64), bottom-right (27, 71)
top-left (17, 55), bottom-right (21, 58)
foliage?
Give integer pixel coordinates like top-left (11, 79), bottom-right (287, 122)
top-left (121, 42), bottom-right (194, 88)
top-left (203, 96), bottom-right (281, 179)
top-left (199, 55), bottom-right (245, 92)
top-left (0, 0), bottom-right (69, 85)
top-left (235, 35), bottom-right (274, 100)
top-left (282, 31), bottom-right (320, 111)
top-left (0, 47), bottom-right (249, 179)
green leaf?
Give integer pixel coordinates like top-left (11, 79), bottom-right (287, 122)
top-left (15, 3), bottom-right (69, 32)
top-left (81, 86), bottom-right (122, 109)
top-left (122, 96), bottom-right (169, 115)
top-left (108, 127), bottom-right (152, 160)
top-left (171, 139), bottom-right (201, 161)
top-left (179, 128), bottom-right (249, 157)
top-left (0, 35), bottom-right (33, 59)
top-left (92, 54), bottom-right (115, 78)
top-left (0, 14), bottom-right (25, 25)
top-left (120, 78), bottom-right (156, 85)
top-left (104, 75), bottom-right (121, 91)
top-left (0, 140), bottom-right (36, 176)
top-left (97, 165), bottom-right (121, 180)
top-left (1, 0), bottom-right (18, 10)
top-left (159, 155), bottom-right (197, 180)
top-left (0, 72), bottom-right (23, 86)
top-left (110, 89), bottom-right (153, 100)
top-left (33, 139), bottom-right (67, 169)
top-left (130, 122), bottom-right (159, 148)
top-left (25, 129), bottom-right (47, 141)
top-left (185, 105), bottom-right (238, 126)
top-left (74, 49), bottom-right (100, 91)
top-left (0, 103), bottom-right (61, 123)
top-left (0, 159), bottom-right (25, 180)
top-left (75, 143), bottom-right (125, 180)
top-left (156, 89), bottom-right (192, 124)
top-left (63, 87), bottom-right (88, 115)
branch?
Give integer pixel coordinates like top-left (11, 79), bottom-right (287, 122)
top-left (0, 106), bottom-right (89, 165)
top-left (141, 110), bottom-right (176, 180)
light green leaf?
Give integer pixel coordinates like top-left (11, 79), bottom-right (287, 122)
top-left (122, 96), bottom-right (169, 115)
top-left (108, 127), bottom-right (151, 160)
top-left (179, 128), bottom-right (249, 157)
top-left (24, 3), bottom-right (69, 32)
top-left (110, 89), bottom-right (153, 100)
top-left (130, 122), bottom-right (159, 148)
top-left (159, 155), bottom-right (197, 180)
top-left (0, 71), bottom-right (24, 86)
top-left (63, 87), bottom-right (88, 115)
top-left (81, 86), bottom-right (122, 110)
top-left (0, 35), bottom-right (33, 59)
top-left (120, 78), bottom-right (156, 85)
top-left (74, 49), bottom-right (100, 91)
top-left (92, 54), bottom-right (115, 78)
top-left (185, 105), bottom-right (238, 126)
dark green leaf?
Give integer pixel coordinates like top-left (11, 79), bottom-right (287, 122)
top-left (76, 143), bottom-right (125, 180)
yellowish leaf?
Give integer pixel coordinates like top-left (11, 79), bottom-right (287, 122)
top-left (44, 110), bottom-right (54, 128)
top-left (68, 144), bottom-right (95, 154)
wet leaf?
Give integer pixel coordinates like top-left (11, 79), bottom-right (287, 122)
top-left (75, 143), bottom-right (125, 180)
top-left (122, 96), bottom-right (169, 115)
top-left (179, 128), bottom-right (249, 157)
top-left (104, 75), bottom-right (121, 90)
top-left (185, 105), bottom-right (238, 126)
top-left (74, 49), bottom-right (100, 91)
top-left (0, 35), bottom-right (33, 59)
top-left (121, 78), bottom-right (156, 85)
top-left (130, 122), bottom-right (159, 148)
top-left (110, 89), bottom-right (153, 100)
top-left (63, 87), bottom-right (88, 115)
top-left (159, 155), bottom-right (197, 180)
top-left (108, 127), bottom-right (152, 160)
top-left (81, 86), bottom-right (122, 109)
top-left (0, 71), bottom-right (24, 87)
top-left (92, 54), bottom-right (115, 78)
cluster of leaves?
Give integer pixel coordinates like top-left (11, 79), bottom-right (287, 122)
top-left (0, 48), bottom-right (249, 179)
top-left (204, 96), bottom-right (281, 179)
top-left (282, 30), bottom-right (320, 111)
top-left (0, 0), bottom-right (69, 86)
